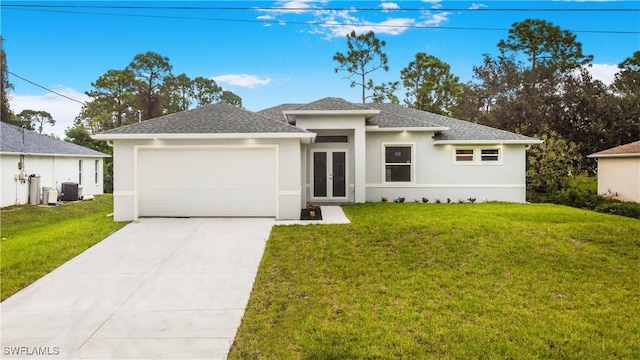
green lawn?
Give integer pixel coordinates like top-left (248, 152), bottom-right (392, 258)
top-left (229, 203), bottom-right (640, 359)
top-left (0, 194), bottom-right (126, 300)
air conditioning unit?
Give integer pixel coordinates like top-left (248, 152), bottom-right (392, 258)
top-left (44, 189), bottom-right (58, 205)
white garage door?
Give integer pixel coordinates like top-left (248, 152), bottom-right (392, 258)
top-left (138, 147), bottom-right (277, 217)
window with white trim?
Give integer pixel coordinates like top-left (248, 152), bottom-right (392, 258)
top-left (79, 160), bottom-right (83, 185)
top-left (95, 160), bottom-right (99, 184)
top-left (385, 145), bottom-right (412, 182)
top-left (455, 149), bottom-right (475, 162)
top-left (454, 147), bottom-right (502, 164)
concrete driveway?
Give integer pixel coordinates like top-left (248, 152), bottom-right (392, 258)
top-left (1, 218), bottom-right (274, 359)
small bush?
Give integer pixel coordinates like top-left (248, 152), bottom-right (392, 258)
top-left (394, 197), bottom-right (405, 203)
top-left (381, 196), bottom-right (388, 202)
top-left (595, 202), bottom-right (640, 219)
top-left (468, 197), bottom-right (477, 203)
top-left (422, 197), bottom-right (429, 203)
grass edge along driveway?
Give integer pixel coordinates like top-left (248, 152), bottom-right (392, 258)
top-left (229, 202), bottom-right (640, 359)
top-left (1, 194), bottom-right (127, 301)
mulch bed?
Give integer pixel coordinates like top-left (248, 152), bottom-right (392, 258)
top-left (300, 206), bottom-right (322, 220)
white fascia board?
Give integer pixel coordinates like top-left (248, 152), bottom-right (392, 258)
top-left (282, 109), bottom-right (380, 116)
top-left (366, 126), bottom-right (449, 132)
top-left (587, 153), bottom-right (640, 158)
top-left (433, 139), bottom-right (543, 145)
top-left (0, 151), bottom-right (110, 158)
top-left (92, 132), bottom-right (316, 141)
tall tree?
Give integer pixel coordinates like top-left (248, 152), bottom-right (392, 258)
top-left (333, 31), bottom-right (390, 103)
top-left (1, 40), bottom-right (15, 123)
top-left (81, 69), bottom-right (138, 131)
top-left (400, 52), bottom-right (463, 115)
top-left (127, 51), bottom-right (172, 119)
top-left (192, 76), bottom-right (223, 107)
top-left (16, 110), bottom-right (55, 133)
top-left (220, 90), bottom-right (243, 107)
top-left (161, 73), bottom-right (193, 114)
top-left (498, 19), bottom-right (593, 71)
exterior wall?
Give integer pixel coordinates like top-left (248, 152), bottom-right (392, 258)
top-left (1, 154), bottom-right (105, 207)
top-left (597, 157), bottom-right (640, 202)
top-left (365, 131), bottom-right (528, 203)
top-left (111, 138), bottom-right (302, 221)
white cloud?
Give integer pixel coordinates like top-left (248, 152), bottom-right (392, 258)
top-left (323, 17), bottom-right (416, 38)
top-left (423, 11), bottom-right (451, 26)
top-left (10, 87), bottom-right (88, 138)
top-left (586, 63), bottom-right (619, 85)
top-left (211, 74), bottom-right (272, 88)
top-left (469, 3), bottom-right (488, 10)
top-left (422, 0), bottom-right (443, 9)
top-left (380, 2), bottom-right (400, 11)
top-left (257, 14), bottom-right (275, 20)
top-left (270, 0), bottom-right (315, 14)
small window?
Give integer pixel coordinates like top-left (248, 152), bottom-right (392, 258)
top-left (94, 160), bottom-right (99, 184)
top-left (481, 149), bottom-right (500, 162)
top-left (315, 135), bottom-right (349, 143)
top-left (385, 146), bottom-right (412, 182)
top-left (79, 160), bottom-right (83, 185)
top-left (455, 149), bottom-right (474, 162)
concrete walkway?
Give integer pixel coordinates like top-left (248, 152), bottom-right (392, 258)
top-left (1, 218), bottom-right (274, 359)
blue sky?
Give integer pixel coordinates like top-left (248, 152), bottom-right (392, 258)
top-left (2, 1), bottom-right (639, 137)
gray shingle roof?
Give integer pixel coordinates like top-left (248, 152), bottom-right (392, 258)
top-left (98, 103), bottom-right (309, 135)
top-left (292, 97), bottom-right (375, 112)
top-left (366, 103), bottom-right (539, 142)
top-left (1, 122), bottom-right (109, 157)
top-left (258, 100), bottom-right (539, 143)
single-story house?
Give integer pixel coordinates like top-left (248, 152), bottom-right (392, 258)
top-left (1, 122), bottom-right (109, 207)
top-left (588, 140), bottom-right (640, 203)
top-left (93, 97), bottom-right (542, 221)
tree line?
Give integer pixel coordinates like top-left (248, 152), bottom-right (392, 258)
top-left (333, 19), bottom-right (639, 195)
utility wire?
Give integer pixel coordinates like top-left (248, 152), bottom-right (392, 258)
top-left (7, 70), bottom-right (86, 105)
top-left (4, 7), bottom-right (639, 34)
top-left (2, 4), bottom-right (639, 12)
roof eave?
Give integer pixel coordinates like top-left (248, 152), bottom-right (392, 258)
top-left (587, 153), bottom-right (640, 158)
top-left (283, 109), bottom-right (380, 117)
top-left (433, 139), bottom-right (543, 145)
top-left (366, 126), bottom-right (449, 132)
top-left (92, 132), bottom-right (316, 141)
top-left (0, 151), bottom-right (110, 158)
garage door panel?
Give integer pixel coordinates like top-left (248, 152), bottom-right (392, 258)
top-left (138, 148), bottom-right (276, 217)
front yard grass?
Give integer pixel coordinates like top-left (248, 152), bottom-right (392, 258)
top-left (0, 194), bottom-right (126, 300)
top-left (230, 202), bottom-right (640, 359)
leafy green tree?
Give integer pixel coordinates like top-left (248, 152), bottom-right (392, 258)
top-left (333, 31), bottom-right (390, 103)
top-left (1, 43), bottom-right (14, 124)
top-left (400, 52), bottom-right (463, 115)
top-left (127, 51), bottom-right (172, 119)
top-left (220, 90), bottom-right (243, 107)
top-left (81, 69), bottom-right (138, 131)
top-left (17, 110), bottom-right (55, 133)
top-left (192, 76), bottom-right (223, 107)
top-left (527, 128), bottom-right (580, 194)
top-left (612, 51), bottom-right (640, 97)
top-left (369, 80), bottom-right (399, 104)
top-left (161, 73), bottom-right (193, 114)
top-left (498, 19), bottom-right (593, 71)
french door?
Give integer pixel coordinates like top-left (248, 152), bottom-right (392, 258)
top-left (312, 150), bottom-right (347, 200)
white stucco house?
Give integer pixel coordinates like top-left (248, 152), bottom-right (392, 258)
top-left (588, 140), bottom-right (640, 203)
top-left (1, 122), bottom-right (109, 207)
top-left (93, 98), bottom-right (542, 221)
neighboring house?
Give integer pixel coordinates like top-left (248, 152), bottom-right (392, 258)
top-left (588, 140), bottom-right (640, 203)
top-left (93, 97), bottom-right (541, 221)
top-left (1, 122), bottom-right (109, 207)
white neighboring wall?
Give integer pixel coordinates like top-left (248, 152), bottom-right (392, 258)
top-left (596, 157), bottom-right (640, 202)
top-left (364, 131), bottom-right (529, 203)
top-left (1, 154), bottom-right (105, 207)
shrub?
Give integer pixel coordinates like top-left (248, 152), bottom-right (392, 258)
top-left (422, 197), bottom-right (429, 203)
top-left (394, 197), bottom-right (405, 203)
top-left (595, 202), bottom-right (640, 219)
